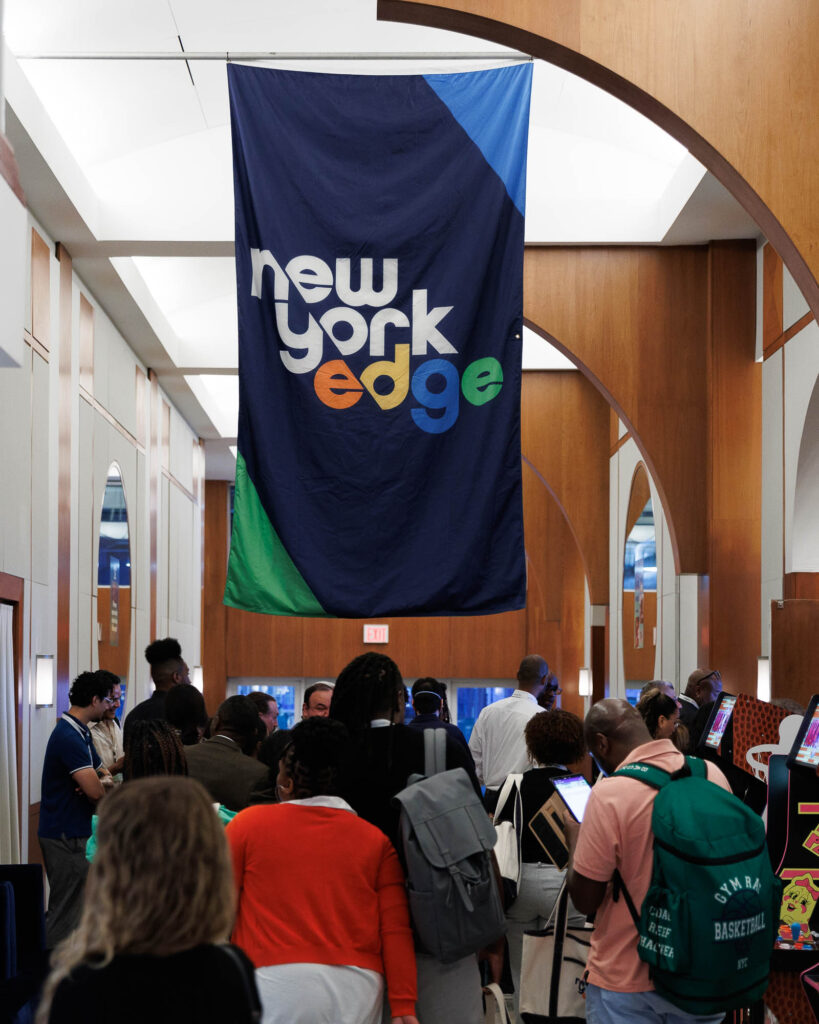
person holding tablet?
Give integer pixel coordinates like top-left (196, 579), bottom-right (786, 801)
top-left (495, 709), bottom-right (587, 1021)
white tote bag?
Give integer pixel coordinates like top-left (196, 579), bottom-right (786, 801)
top-left (493, 773), bottom-right (523, 901)
top-left (518, 883), bottom-right (591, 1023)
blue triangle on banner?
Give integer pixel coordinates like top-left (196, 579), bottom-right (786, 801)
top-left (423, 63), bottom-right (532, 218)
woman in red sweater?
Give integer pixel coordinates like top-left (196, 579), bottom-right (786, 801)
top-left (226, 717), bottom-right (418, 1024)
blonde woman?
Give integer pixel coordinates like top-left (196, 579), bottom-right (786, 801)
top-left (37, 777), bottom-right (260, 1024)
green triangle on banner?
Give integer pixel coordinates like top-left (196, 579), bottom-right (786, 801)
top-left (224, 453), bottom-right (329, 617)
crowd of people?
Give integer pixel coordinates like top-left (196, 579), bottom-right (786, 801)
top-left (32, 642), bottom-right (772, 1024)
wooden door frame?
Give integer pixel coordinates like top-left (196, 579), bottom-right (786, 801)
top-left (0, 571), bottom-right (25, 852)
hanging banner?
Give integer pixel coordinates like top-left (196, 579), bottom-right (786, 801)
top-left (225, 62), bottom-right (532, 617)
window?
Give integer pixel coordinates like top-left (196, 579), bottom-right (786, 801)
top-left (236, 683), bottom-right (296, 729)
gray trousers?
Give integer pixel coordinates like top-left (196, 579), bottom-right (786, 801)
top-left (382, 952), bottom-right (483, 1024)
top-left (40, 834), bottom-right (90, 948)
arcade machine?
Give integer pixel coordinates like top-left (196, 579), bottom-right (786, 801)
top-left (767, 696), bottom-right (819, 1023)
top-left (698, 692), bottom-right (807, 1022)
top-left (697, 692), bottom-right (774, 813)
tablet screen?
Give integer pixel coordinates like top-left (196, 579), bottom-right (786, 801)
top-left (552, 774), bottom-right (592, 822)
top-left (705, 694), bottom-right (736, 749)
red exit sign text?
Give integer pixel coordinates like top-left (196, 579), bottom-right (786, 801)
top-left (363, 624), bottom-right (389, 644)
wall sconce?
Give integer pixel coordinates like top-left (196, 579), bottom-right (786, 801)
top-left (191, 666), bottom-right (204, 693)
top-left (578, 667), bottom-right (592, 698)
top-left (35, 655), bottom-right (55, 707)
top-left (757, 657), bottom-right (770, 703)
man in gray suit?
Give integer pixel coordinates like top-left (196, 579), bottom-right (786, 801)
top-left (185, 695), bottom-right (268, 810)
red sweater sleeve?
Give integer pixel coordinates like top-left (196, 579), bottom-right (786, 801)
top-left (376, 839), bottom-right (417, 1017)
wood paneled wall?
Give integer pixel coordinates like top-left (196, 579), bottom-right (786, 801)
top-left (521, 372), bottom-right (609, 606)
top-left (771, 600), bottom-right (819, 709)
top-left (97, 587), bottom-right (132, 681)
top-left (381, 0), bottom-right (819, 322)
top-left (707, 243), bottom-right (761, 693)
top-left (523, 246), bottom-right (709, 575)
top-left (522, 243), bottom-right (760, 692)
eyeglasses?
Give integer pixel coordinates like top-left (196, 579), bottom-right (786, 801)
top-left (102, 696), bottom-right (115, 705)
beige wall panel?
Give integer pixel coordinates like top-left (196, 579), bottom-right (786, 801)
top-left (0, 355), bottom-right (32, 579)
top-left (157, 476), bottom-right (170, 638)
top-left (130, 605), bottom-right (150, 710)
top-left (133, 450), bottom-right (148, 616)
top-left (30, 352), bottom-right (50, 587)
top-left (167, 484), bottom-right (195, 629)
top-left (91, 301), bottom-right (110, 413)
top-left (0, 178), bottom-right (27, 369)
top-left (784, 266), bottom-right (811, 333)
top-left (77, 400), bottom-right (95, 599)
top-left (169, 407), bottom-right (195, 494)
top-left (96, 308), bottom-right (138, 438)
top-left (28, 579), bottom-right (56, 803)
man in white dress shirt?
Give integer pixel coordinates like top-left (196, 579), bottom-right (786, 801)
top-left (468, 654), bottom-right (550, 813)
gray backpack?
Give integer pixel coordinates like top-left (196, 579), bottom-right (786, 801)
top-left (393, 729), bottom-right (506, 963)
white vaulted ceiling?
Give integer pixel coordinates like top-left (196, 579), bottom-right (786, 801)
top-left (3, 0), bottom-right (760, 477)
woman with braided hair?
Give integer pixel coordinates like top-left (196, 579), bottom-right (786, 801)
top-left (226, 717), bottom-right (419, 1024)
top-left (330, 653), bottom-right (486, 1024)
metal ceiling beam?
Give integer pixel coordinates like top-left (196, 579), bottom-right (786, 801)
top-left (13, 50), bottom-right (531, 61)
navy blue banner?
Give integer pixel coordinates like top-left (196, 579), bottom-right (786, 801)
top-left (225, 62), bottom-right (532, 618)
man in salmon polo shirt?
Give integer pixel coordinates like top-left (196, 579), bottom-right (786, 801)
top-left (563, 699), bottom-right (730, 1024)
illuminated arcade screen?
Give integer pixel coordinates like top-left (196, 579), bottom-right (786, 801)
top-left (705, 694), bottom-right (737, 749)
top-left (794, 707), bottom-right (819, 769)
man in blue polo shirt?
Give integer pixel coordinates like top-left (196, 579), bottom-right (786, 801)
top-left (39, 670), bottom-right (115, 947)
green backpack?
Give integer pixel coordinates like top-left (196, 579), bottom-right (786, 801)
top-left (612, 756), bottom-right (781, 1014)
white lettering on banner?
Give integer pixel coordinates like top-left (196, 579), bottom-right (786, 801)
top-left (369, 308), bottom-right (410, 357)
top-left (249, 249), bottom-right (458, 368)
top-left (411, 290), bottom-right (456, 356)
top-left (274, 302), bottom-right (323, 374)
top-left (335, 258), bottom-right (398, 307)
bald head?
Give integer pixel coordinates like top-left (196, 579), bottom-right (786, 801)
top-left (517, 655), bottom-right (549, 695)
top-left (585, 698), bottom-right (652, 774)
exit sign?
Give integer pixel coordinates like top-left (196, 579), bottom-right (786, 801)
top-left (363, 623), bottom-right (389, 644)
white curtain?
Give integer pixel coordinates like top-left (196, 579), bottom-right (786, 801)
top-left (0, 603), bottom-right (20, 863)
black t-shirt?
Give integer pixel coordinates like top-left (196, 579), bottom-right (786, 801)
top-left (46, 943), bottom-right (260, 1024)
top-left (340, 723), bottom-right (481, 852)
top-left (495, 765), bottom-right (571, 863)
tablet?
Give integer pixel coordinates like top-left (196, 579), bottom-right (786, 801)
top-left (552, 774), bottom-right (592, 822)
top-left (787, 695), bottom-right (819, 770)
top-left (704, 693), bottom-right (737, 750)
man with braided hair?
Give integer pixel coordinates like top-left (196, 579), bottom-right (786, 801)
top-left (123, 637), bottom-right (190, 736)
top-left (331, 653), bottom-right (486, 1024)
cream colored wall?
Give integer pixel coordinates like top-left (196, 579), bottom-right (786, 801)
top-left (757, 243), bottom-right (819, 655)
top-left (0, 213), bottom-right (203, 859)
top-left (608, 436), bottom-right (674, 695)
